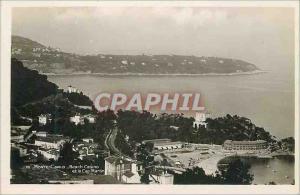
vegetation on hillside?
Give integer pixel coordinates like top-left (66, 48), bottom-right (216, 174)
top-left (114, 130), bottom-right (134, 157)
top-left (201, 114), bottom-right (275, 144)
top-left (116, 110), bottom-right (274, 145)
top-left (11, 58), bottom-right (58, 107)
top-left (63, 92), bottom-right (93, 106)
top-left (279, 137), bottom-right (295, 152)
top-left (11, 58), bottom-right (95, 125)
top-left (12, 35), bottom-right (259, 75)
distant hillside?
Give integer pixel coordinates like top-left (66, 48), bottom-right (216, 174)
top-left (11, 35), bottom-right (260, 75)
top-left (12, 35), bottom-right (46, 51)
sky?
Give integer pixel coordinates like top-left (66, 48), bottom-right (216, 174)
top-left (12, 7), bottom-right (295, 70)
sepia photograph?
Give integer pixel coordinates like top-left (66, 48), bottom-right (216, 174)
top-left (0, 0), bottom-right (299, 194)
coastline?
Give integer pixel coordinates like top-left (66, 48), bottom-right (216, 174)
top-left (44, 70), bottom-right (267, 77)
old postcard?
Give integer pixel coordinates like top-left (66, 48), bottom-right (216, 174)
top-left (0, 0), bottom-right (299, 194)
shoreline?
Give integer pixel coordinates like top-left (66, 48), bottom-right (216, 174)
top-left (45, 70), bottom-right (267, 77)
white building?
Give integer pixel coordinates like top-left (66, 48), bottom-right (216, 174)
top-left (32, 53), bottom-right (41, 58)
top-left (121, 60), bottom-right (128, 65)
top-left (70, 114), bottom-right (95, 125)
top-left (73, 142), bottom-right (99, 160)
top-left (193, 112), bottom-right (210, 128)
top-left (143, 139), bottom-right (185, 151)
top-left (38, 114), bottom-right (52, 126)
top-left (121, 163), bottom-right (142, 184)
top-left (35, 131), bottom-right (47, 137)
top-left (70, 114), bottom-right (84, 125)
top-left (142, 139), bottom-right (171, 144)
top-left (82, 138), bottom-right (94, 143)
top-left (67, 85), bottom-right (80, 93)
top-left (35, 135), bottom-right (67, 149)
top-left (11, 134), bottom-right (24, 143)
top-left (153, 141), bottom-right (184, 151)
top-left (84, 114), bottom-right (96, 123)
top-left (38, 148), bottom-right (60, 161)
top-left (150, 171), bottom-right (174, 184)
top-left (105, 156), bottom-right (142, 183)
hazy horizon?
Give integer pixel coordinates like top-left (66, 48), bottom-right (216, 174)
top-left (12, 7), bottom-right (295, 71)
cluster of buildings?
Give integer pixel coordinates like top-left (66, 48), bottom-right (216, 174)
top-left (35, 134), bottom-right (67, 150)
top-left (38, 113), bottom-right (96, 126)
top-left (69, 113), bottom-right (96, 125)
top-left (12, 129), bottom-right (106, 163)
top-left (11, 48), bottom-right (22, 55)
top-left (11, 130), bottom-right (67, 163)
top-left (33, 132), bottom-right (68, 161)
top-left (31, 47), bottom-right (61, 58)
top-left (32, 47), bottom-right (60, 53)
top-left (12, 46), bottom-right (61, 58)
top-left (66, 85), bottom-right (81, 94)
top-left (73, 139), bottom-right (108, 160)
top-left (11, 111), bottom-right (100, 164)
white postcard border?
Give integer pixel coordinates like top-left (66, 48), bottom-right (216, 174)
top-left (1, 1), bottom-right (299, 194)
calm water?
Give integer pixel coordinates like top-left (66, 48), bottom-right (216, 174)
top-left (48, 69), bottom-right (294, 139)
top-left (244, 156), bottom-right (294, 185)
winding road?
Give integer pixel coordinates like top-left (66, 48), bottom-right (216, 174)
top-left (105, 127), bottom-right (123, 157)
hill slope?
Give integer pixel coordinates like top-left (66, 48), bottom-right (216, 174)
top-left (11, 35), bottom-right (260, 75)
top-left (11, 58), bottom-right (93, 125)
top-left (11, 58), bottom-right (58, 107)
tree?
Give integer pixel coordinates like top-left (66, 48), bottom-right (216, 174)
top-left (136, 143), bottom-right (154, 184)
top-left (11, 148), bottom-right (23, 169)
top-left (174, 167), bottom-right (221, 184)
top-left (221, 158), bottom-right (253, 184)
top-left (115, 130), bottom-right (134, 157)
top-left (140, 173), bottom-right (150, 184)
top-left (58, 142), bottom-right (79, 166)
top-left (11, 58), bottom-right (58, 107)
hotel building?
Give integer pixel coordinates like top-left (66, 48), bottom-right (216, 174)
top-left (223, 140), bottom-right (267, 151)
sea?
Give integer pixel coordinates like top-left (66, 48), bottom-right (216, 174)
top-left (218, 155), bottom-right (294, 185)
top-left (247, 155), bottom-right (294, 185)
top-left (48, 69), bottom-right (294, 139)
